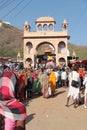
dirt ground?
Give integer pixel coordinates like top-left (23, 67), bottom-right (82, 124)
top-left (25, 87), bottom-right (87, 130)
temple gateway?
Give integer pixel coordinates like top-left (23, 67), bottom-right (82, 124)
top-left (23, 16), bottom-right (70, 68)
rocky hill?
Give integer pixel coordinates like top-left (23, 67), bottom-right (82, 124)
top-left (0, 20), bottom-right (23, 58)
top-left (0, 21), bottom-right (87, 60)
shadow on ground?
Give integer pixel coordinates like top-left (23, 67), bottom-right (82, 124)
top-left (26, 113), bottom-right (36, 124)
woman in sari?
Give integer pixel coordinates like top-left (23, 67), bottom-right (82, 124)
top-left (38, 68), bottom-right (49, 98)
top-left (17, 70), bottom-right (27, 101)
top-left (49, 68), bottom-right (56, 96)
top-left (0, 68), bottom-right (26, 130)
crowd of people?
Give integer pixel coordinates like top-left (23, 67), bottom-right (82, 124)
top-left (0, 61), bottom-right (87, 130)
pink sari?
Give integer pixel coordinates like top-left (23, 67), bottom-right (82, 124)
top-left (0, 69), bottom-right (26, 122)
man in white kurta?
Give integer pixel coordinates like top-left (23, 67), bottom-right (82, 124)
top-left (66, 67), bottom-right (81, 108)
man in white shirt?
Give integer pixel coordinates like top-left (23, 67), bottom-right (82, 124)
top-left (61, 69), bottom-right (67, 87)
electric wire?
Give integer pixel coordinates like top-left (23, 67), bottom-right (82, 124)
top-left (1, 0), bottom-right (33, 31)
top-left (12, 0), bottom-right (33, 20)
top-left (0, 0), bottom-right (10, 9)
top-left (0, 0), bottom-right (14, 10)
top-left (0, 0), bottom-right (8, 6)
top-left (1, 0), bottom-right (25, 19)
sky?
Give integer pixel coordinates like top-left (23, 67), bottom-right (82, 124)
top-left (0, 0), bottom-right (87, 46)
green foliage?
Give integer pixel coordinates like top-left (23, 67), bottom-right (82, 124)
top-left (0, 43), bottom-right (23, 58)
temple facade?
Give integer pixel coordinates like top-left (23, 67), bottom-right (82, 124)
top-left (23, 16), bottom-right (70, 68)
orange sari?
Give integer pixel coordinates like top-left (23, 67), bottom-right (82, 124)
top-left (49, 71), bottom-right (56, 94)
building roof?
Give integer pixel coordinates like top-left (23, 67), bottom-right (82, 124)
top-left (36, 16), bottom-right (56, 23)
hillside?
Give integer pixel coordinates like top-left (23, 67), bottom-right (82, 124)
top-left (68, 43), bottom-right (87, 60)
top-left (0, 21), bottom-right (87, 60)
top-left (0, 21), bottom-right (23, 58)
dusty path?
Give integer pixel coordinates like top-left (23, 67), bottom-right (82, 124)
top-left (25, 87), bottom-right (87, 130)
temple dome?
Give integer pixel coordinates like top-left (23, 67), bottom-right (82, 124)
top-left (36, 16), bottom-right (56, 23)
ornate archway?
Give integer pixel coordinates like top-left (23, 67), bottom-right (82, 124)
top-left (23, 16), bottom-right (70, 68)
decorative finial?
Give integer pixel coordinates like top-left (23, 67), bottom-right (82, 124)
top-left (62, 20), bottom-right (68, 30)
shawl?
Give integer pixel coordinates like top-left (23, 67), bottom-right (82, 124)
top-left (0, 69), bottom-right (26, 121)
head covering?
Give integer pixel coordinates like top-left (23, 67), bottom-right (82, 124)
top-left (0, 69), bottom-right (26, 121)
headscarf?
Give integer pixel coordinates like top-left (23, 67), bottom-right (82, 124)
top-left (0, 69), bottom-right (26, 120)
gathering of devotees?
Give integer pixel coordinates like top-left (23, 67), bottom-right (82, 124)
top-left (0, 59), bottom-right (87, 130)
top-left (0, 0), bottom-right (87, 128)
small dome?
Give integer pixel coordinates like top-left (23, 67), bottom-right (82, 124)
top-left (62, 20), bottom-right (68, 29)
top-left (24, 21), bottom-right (29, 25)
top-left (63, 20), bottom-right (68, 24)
top-left (24, 21), bottom-right (31, 31)
top-left (36, 16), bottom-right (56, 23)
